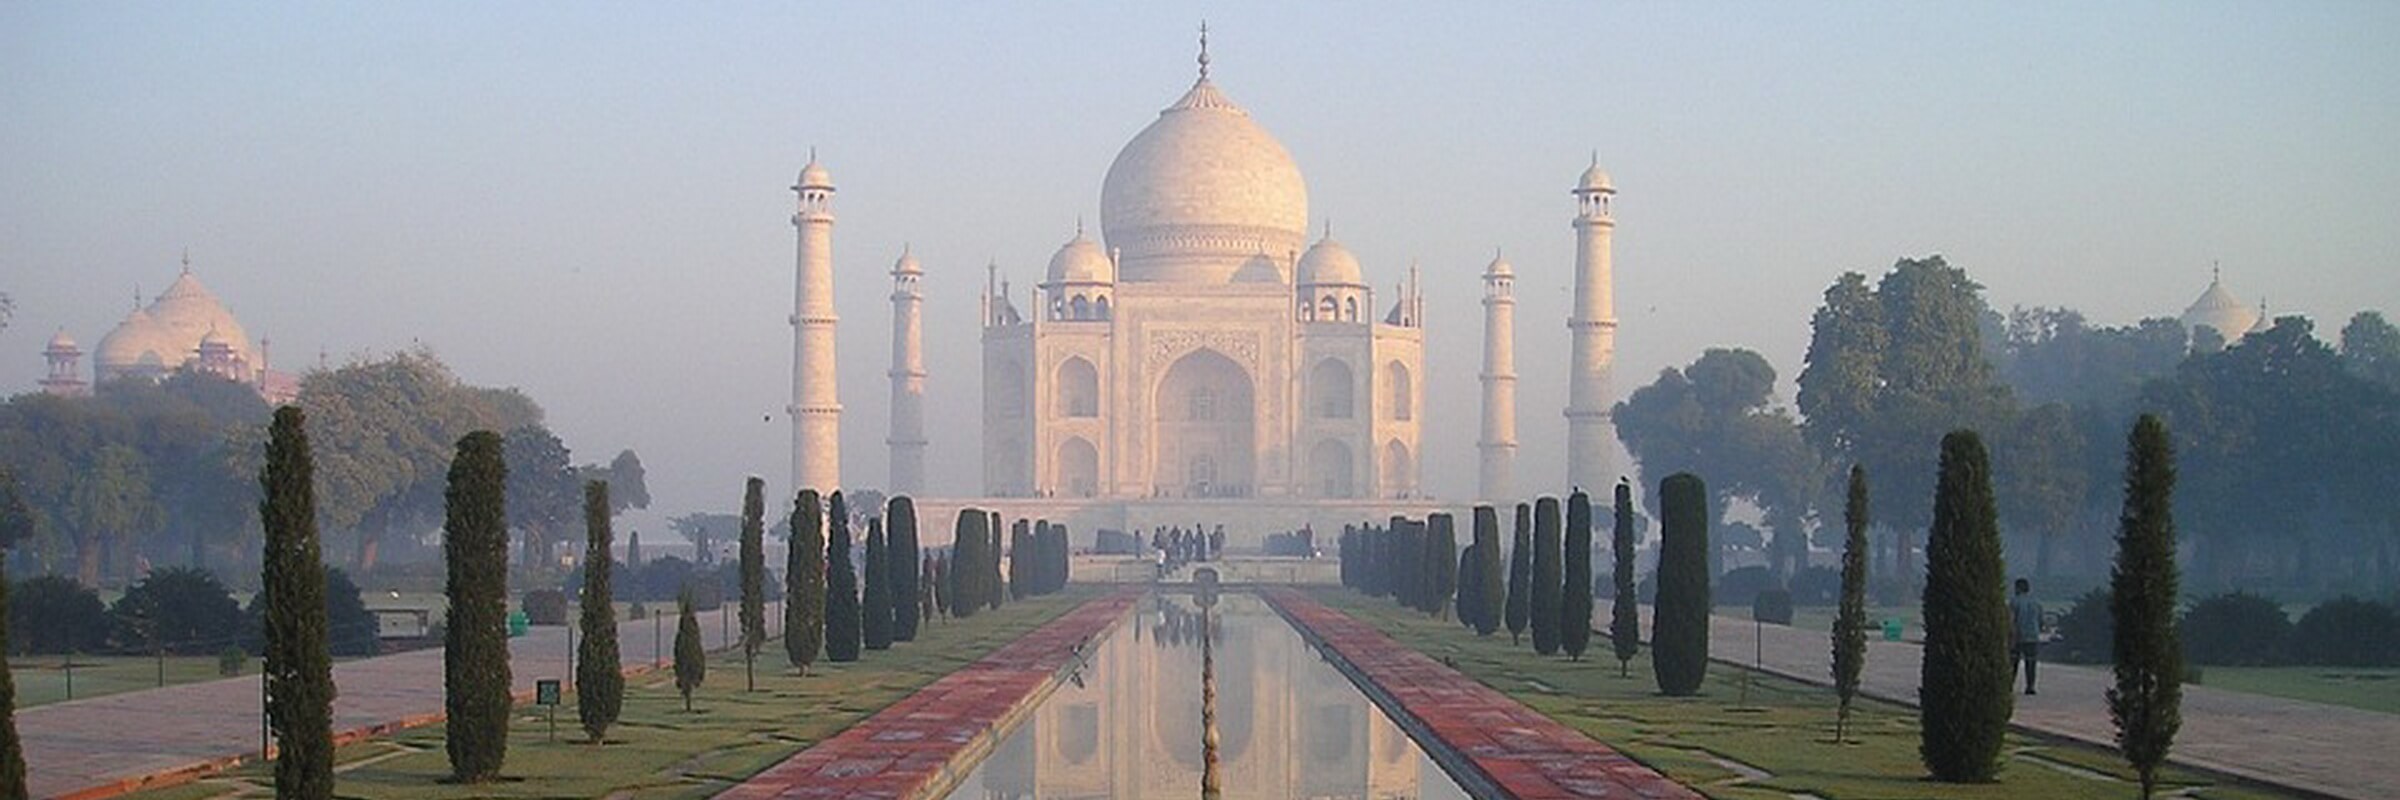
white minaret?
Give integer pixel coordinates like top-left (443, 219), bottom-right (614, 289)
top-left (789, 154), bottom-right (842, 494)
top-left (886, 246), bottom-right (927, 495)
top-left (1479, 252), bottom-right (1518, 501)
top-left (1566, 157), bottom-right (1618, 494)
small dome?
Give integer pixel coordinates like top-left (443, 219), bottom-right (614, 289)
top-left (1576, 161), bottom-right (1614, 193)
top-left (1296, 235), bottom-right (1365, 287)
top-left (46, 328), bottom-right (77, 350)
top-left (1484, 252), bottom-right (1514, 278)
top-left (795, 158), bottom-right (834, 191)
top-left (891, 246), bottom-right (922, 276)
top-left (95, 308), bottom-right (180, 372)
top-left (1045, 232), bottom-right (1115, 285)
top-left (200, 328), bottom-right (230, 348)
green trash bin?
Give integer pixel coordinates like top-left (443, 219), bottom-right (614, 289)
top-left (508, 610), bottom-right (530, 638)
top-left (1882, 618), bottom-right (1903, 642)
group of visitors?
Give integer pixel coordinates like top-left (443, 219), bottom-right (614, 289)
top-left (1149, 524), bottom-right (1226, 577)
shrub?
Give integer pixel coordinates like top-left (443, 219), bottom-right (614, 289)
top-left (8, 575), bottom-right (107, 654)
top-left (2180, 592), bottom-right (2290, 666)
top-left (521, 589), bottom-right (569, 626)
top-left (2292, 597), bottom-right (2399, 667)
top-left (218, 646), bottom-right (248, 676)
top-left (1752, 588), bottom-right (1794, 625)
top-left (110, 567), bottom-right (247, 655)
top-left (1653, 473), bottom-right (1710, 696)
top-left (1790, 566), bottom-right (1841, 607)
top-left (1716, 566), bottom-right (1776, 609)
top-left (2048, 588), bottom-right (2113, 664)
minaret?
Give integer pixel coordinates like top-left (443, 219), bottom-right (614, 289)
top-left (1478, 252), bottom-right (1517, 501)
top-left (1566, 156), bottom-right (1618, 493)
top-left (886, 246), bottom-right (927, 495)
top-left (41, 329), bottom-right (87, 397)
top-left (789, 154), bottom-right (842, 494)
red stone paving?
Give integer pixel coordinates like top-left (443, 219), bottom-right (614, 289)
top-left (1262, 588), bottom-right (1701, 800)
top-left (716, 591), bottom-right (1138, 800)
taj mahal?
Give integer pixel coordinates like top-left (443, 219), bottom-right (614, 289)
top-left (779, 35), bottom-right (1626, 545)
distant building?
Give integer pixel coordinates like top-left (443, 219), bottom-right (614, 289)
top-left (43, 253), bottom-right (299, 403)
top-left (2179, 269), bottom-right (2271, 351)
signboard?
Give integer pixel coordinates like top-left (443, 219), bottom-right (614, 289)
top-left (535, 679), bottom-right (561, 706)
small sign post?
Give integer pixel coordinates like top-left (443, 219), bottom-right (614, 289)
top-left (536, 679), bottom-right (562, 742)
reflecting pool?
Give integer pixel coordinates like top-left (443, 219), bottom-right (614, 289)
top-left (945, 592), bottom-right (1473, 800)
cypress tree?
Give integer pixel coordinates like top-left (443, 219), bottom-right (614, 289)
top-left (783, 490), bottom-right (824, 674)
top-left (738, 477), bottom-right (766, 691)
top-left (576, 481), bottom-right (623, 743)
top-left (0, 547), bottom-right (23, 797)
top-left (1918, 430), bottom-right (2012, 783)
top-left (988, 512), bottom-right (1005, 610)
top-left (1531, 497), bottom-right (1564, 655)
top-left (824, 491), bottom-right (861, 662)
top-left (1563, 489), bottom-right (1595, 661)
top-left (1427, 513), bottom-right (1458, 618)
top-left (2109, 415), bottom-right (2183, 798)
top-left (1009, 519), bottom-right (1031, 601)
top-left (673, 588), bottom-right (704, 711)
top-left (951, 510), bottom-right (982, 619)
top-left (888, 496), bottom-right (920, 641)
top-left (443, 430), bottom-right (511, 781)
top-left (1505, 504), bottom-right (1533, 645)
top-left (627, 530), bottom-right (641, 569)
top-left (1455, 545), bottom-right (1479, 628)
top-left (1473, 506), bottom-right (1505, 636)
top-left (1610, 481), bottom-right (1641, 678)
top-left (920, 555), bottom-right (937, 624)
top-left (1654, 473), bottom-right (1710, 696)
top-left (1833, 465), bottom-right (1871, 741)
top-left (862, 519), bottom-right (892, 650)
top-left (259, 407), bottom-right (332, 798)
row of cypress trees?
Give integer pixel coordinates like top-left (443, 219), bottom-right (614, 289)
top-left (1010, 520), bottom-right (1071, 598)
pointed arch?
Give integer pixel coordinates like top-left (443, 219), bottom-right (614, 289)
top-left (1056, 356), bottom-right (1099, 418)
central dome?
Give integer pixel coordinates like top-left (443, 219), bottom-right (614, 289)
top-left (1099, 74), bottom-right (1308, 284)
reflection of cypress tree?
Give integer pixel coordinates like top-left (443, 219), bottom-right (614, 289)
top-left (888, 497), bottom-right (920, 641)
top-left (1562, 489), bottom-right (1594, 661)
top-left (823, 491), bottom-right (861, 662)
top-left (1505, 504), bottom-right (1532, 645)
top-left (784, 490), bottom-right (824, 674)
top-left (1531, 497), bottom-right (1564, 656)
top-left (862, 519), bottom-right (892, 650)
top-left (442, 430), bottom-right (510, 781)
top-left (1654, 473), bottom-right (1710, 696)
top-left (576, 481), bottom-right (623, 743)
top-left (1918, 431), bottom-right (2011, 783)
top-left (1611, 481), bottom-right (1642, 677)
top-left (2109, 415), bottom-right (2184, 798)
top-left (260, 407), bottom-right (333, 798)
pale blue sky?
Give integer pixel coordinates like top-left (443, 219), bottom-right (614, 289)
top-left (4, 2), bottom-right (2396, 527)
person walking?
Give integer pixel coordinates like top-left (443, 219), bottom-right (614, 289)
top-left (2011, 578), bottom-right (2044, 695)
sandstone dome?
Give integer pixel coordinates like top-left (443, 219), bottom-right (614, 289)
top-left (1100, 74), bottom-right (1308, 284)
top-left (146, 270), bottom-right (257, 366)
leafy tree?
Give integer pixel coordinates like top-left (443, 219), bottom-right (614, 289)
top-left (2180, 592), bottom-right (2291, 666)
top-left (0, 548), bottom-right (24, 797)
top-left (1562, 490), bottom-right (1594, 661)
top-left (6, 575), bottom-right (106, 654)
top-left (0, 468), bottom-right (32, 554)
top-left (2292, 598), bottom-right (2400, 667)
top-left (783, 490), bottom-right (824, 674)
top-left (1799, 259), bottom-right (2015, 535)
top-left (1997, 308), bottom-right (2187, 411)
top-left (1610, 481), bottom-right (1640, 677)
top-left (575, 450), bottom-right (650, 516)
top-left (673, 588), bottom-right (704, 711)
top-left (1833, 464), bottom-right (1870, 741)
top-left (577, 481), bottom-right (623, 742)
top-left (1653, 473), bottom-right (1711, 696)
top-left (823, 491), bottom-right (861, 662)
top-left (863, 519), bottom-right (893, 650)
top-left (1531, 497), bottom-right (1564, 655)
top-left (2110, 415), bottom-right (2183, 797)
top-left (1918, 430), bottom-right (2011, 783)
top-left (301, 351), bottom-right (523, 574)
top-left (259, 407), bottom-right (333, 798)
top-left (69, 444), bottom-right (160, 587)
top-left (1614, 348), bottom-right (1819, 577)
top-left (668, 513), bottom-right (739, 566)
top-left (1995, 403), bottom-right (2088, 579)
top-left (442, 430), bottom-right (511, 782)
top-left (503, 425), bottom-right (580, 569)
top-left (109, 566), bottom-right (245, 653)
top-left (737, 477), bottom-right (766, 691)
top-left (2341, 310), bottom-right (2400, 392)
top-left (888, 496), bottom-right (920, 641)
top-left (1505, 503), bottom-right (1532, 645)
top-left (1471, 506), bottom-right (1504, 636)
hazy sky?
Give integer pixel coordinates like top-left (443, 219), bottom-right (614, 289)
top-left (5, 3), bottom-right (2396, 531)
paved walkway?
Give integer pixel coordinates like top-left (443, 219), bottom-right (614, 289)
top-left (1268, 589), bottom-right (1699, 799)
top-left (1696, 610), bottom-right (2395, 800)
top-left (717, 592), bottom-right (1138, 800)
top-left (24, 602), bottom-right (760, 800)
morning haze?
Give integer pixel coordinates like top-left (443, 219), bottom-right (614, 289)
top-left (3, 3), bottom-right (2394, 530)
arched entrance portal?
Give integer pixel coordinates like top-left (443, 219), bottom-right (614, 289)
top-left (1153, 349), bottom-right (1255, 498)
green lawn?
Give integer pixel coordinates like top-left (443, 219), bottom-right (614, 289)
top-left (1310, 589), bottom-right (2299, 800)
top-left (9, 654), bottom-right (249, 708)
top-left (115, 589), bottom-right (1098, 800)
top-left (2193, 667), bottom-right (2400, 715)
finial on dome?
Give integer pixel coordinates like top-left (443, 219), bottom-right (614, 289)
top-left (2212, 260), bottom-right (2221, 283)
top-left (181, 247), bottom-right (191, 274)
top-left (1075, 216), bottom-right (1085, 237)
top-left (1322, 218), bottom-right (1333, 239)
top-left (1197, 21), bottom-right (1211, 80)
